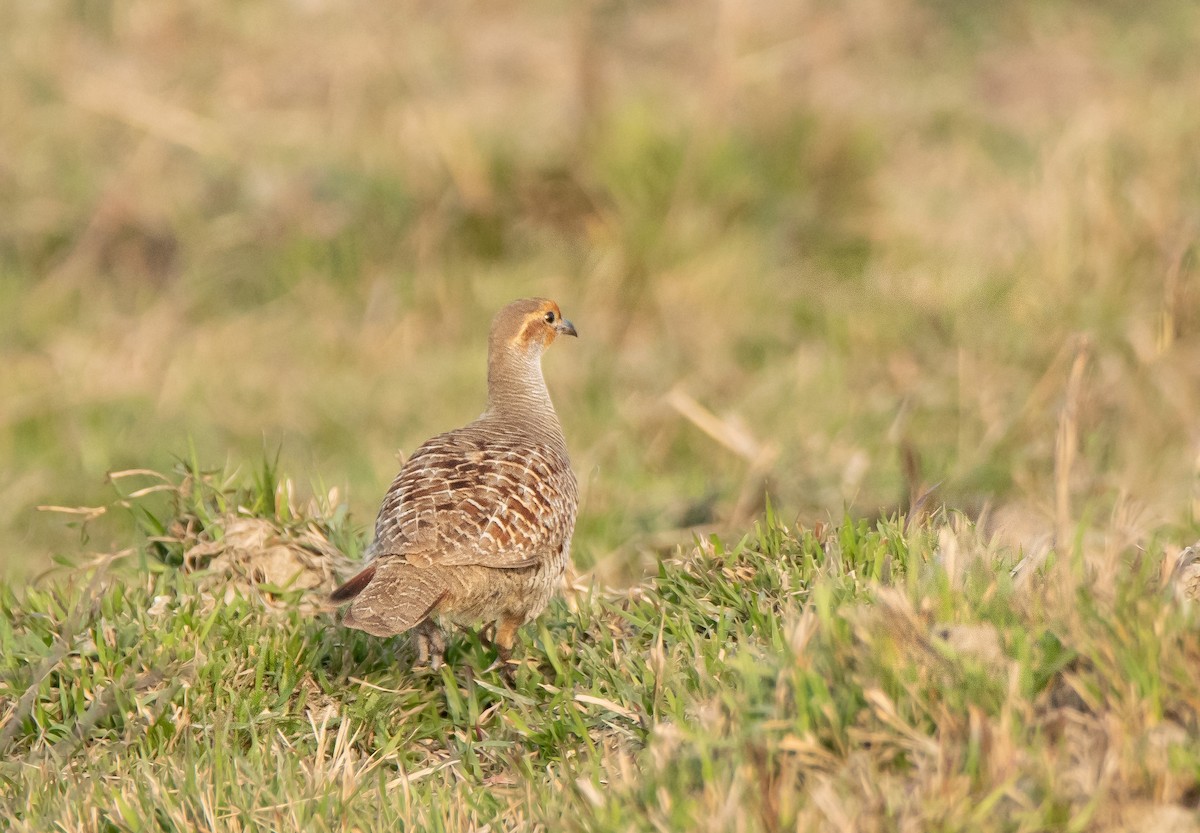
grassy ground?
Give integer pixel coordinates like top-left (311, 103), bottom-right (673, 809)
top-left (1, 466), bottom-right (1198, 831)
top-left (3, 0), bottom-right (1200, 828)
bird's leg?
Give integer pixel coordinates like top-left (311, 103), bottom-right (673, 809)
top-left (413, 619), bottom-right (447, 672)
top-left (493, 615), bottom-right (522, 685)
top-left (479, 621), bottom-right (498, 650)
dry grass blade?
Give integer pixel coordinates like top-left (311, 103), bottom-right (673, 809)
top-left (107, 469), bottom-right (173, 482)
top-left (1054, 336), bottom-right (1091, 555)
top-left (385, 759), bottom-right (459, 790)
top-left (667, 386), bottom-right (762, 462)
top-left (904, 481), bottom-right (942, 534)
top-left (667, 386), bottom-right (780, 524)
top-left (34, 505), bottom-right (107, 522)
top-left (574, 693), bottom-right (641, 723)
top-left (68, 76), bottom-right (233, 158)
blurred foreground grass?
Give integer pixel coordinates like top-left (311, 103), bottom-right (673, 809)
top-left (2, 0), bottom-right (1200, 585)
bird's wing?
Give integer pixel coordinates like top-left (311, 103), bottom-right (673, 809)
top-left (368, 430), bottom-right (577, 569)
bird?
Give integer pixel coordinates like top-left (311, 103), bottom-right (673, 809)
top-left (331, 297), bottom-right (579, 680)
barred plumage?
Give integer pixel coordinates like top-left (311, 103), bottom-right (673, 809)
top-left (331, 298), bottom-right (579, 678)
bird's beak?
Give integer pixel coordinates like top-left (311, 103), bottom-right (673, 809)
top-left (555, 318), bottom-right (578, 338)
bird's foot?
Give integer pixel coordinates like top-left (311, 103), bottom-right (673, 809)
top-left (495, 645), bottom-right (517, 686)
top-left (481, 616), bottom-right (522, 685)
top-left (478, 622), bottom-right (498, 651)
top-left (413, 620), bottom-right (448, 673)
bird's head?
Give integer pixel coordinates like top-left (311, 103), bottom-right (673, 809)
top-left (485, 297), bottom-right (577, 418)
top-left (490, 297), bottom-right (578, 359)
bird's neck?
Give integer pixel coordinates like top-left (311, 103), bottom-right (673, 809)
top-left (485, 350), bottom-right (563, 440)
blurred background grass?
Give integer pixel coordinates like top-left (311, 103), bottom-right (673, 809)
top-left (2, 0), bottom-right (1198, 583)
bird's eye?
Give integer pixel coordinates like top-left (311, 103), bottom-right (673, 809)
top-left (544, 311), bottom-right (556, 324)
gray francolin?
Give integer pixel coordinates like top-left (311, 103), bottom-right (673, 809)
top-left (331, 298), bottom-right (579, 679)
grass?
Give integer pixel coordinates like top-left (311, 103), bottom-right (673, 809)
top-left (1, 464), bottom-right (1198, 831)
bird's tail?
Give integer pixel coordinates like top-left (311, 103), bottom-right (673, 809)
top-left (333, 560), bottom-right (448, 638)
top-left (330, 564), bottom-right (376, 602)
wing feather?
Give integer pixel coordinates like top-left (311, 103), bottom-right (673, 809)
top-left (366, 427), bottom-right (577, 570)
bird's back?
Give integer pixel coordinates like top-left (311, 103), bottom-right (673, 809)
top-left (368, 415), bottom-right (577, 571)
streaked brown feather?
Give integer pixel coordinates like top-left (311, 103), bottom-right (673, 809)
top-left (368, 432), bottom-right (577, 569)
